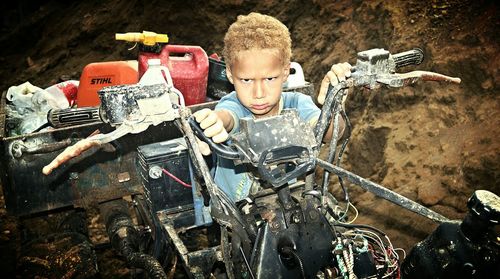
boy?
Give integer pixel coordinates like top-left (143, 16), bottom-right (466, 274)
top-left (194, 12), bottom-right (351, 202)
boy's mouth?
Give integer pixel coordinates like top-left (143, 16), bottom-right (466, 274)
top-left (251, 104), bottom-right (269, 111)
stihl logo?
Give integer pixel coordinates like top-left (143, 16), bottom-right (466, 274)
top-left (90, 77), bottom-right (112, 84)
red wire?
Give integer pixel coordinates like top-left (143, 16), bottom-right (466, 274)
top-left (161, 168), bottom-right (192, 188)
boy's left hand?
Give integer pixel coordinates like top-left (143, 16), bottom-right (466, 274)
top-left (318, 62), bottom-right (352, 105)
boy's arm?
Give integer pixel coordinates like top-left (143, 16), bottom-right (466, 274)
top-left (321, 115), bottom-right (346, 143)
top-left (215, 109), bottom-right (235, 132)
top-left (317, 62), bottom-right (352, 143)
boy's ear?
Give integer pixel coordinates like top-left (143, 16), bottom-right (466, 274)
top-left (226, 66), bottom-right (234, 84)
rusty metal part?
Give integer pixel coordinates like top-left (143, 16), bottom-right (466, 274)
top-left (10, 138), bottom-right (72, 158)
top-left (160, 215), bottom-right (223, 278)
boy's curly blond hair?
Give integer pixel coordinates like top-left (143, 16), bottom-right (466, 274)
top-left (223, 12), bottom-right (292, 68)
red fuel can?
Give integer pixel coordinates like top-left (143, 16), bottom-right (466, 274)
top-left (139, 45), bottom-right (208, 106)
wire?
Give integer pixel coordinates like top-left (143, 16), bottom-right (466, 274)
top-left (344, 228), bottom-right (400, 278)
top-left (239, 246), bottom-right (255, 279)
top-left (31, 122), bottom-right (50, 133)
top-left (333, 221), bottom-right (388, 237)
top-left (338, 201), bottom-right (359, 224)
top-left (161, 168), bottom-right (192, 188)
top-left (394, 248), bottom-right (407, 260)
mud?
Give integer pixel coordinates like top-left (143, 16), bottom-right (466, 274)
top-left (0, 0), bottom-right (498, 277)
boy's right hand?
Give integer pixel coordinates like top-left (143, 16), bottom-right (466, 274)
top-left (318, 62), bottom-right (352, 106)
top-left (192, 108), bottom-right (229, 155)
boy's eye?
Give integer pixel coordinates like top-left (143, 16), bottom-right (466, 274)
top-left (240, 79), bottom-right (252, 84)
top-left (266, 77), bottom-right (277, 82)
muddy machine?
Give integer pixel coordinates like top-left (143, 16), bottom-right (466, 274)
top-left (1, 45), bottom-right (498, 278)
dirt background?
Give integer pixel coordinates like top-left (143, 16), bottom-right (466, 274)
top-left (0, 0), bottom-right (498, 277)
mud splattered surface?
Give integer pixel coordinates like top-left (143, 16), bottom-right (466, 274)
top-left (0, 0), bottom-right (498, 277)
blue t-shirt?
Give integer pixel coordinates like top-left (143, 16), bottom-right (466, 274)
top-left (214, 91), bottom-right (320, 202)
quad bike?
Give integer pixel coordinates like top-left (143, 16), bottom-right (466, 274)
top-left (1, 47), bottom-right (498, 278)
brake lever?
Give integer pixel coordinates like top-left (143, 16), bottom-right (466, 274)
top-left (376, 70), bottom-right (461, 88)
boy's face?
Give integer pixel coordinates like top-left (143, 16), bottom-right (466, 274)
top-left (226, 48), bottom-right (290, 118)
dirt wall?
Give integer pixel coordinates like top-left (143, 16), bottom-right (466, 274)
top-left (0, 0), bottom-right (498, 277)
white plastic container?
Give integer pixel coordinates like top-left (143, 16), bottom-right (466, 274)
top-left (139, 58), bottom-right (185, 107)
top-left (139, 59), bottom-right (173, 85)
top-left (283, 62), bottom-right (306, 89)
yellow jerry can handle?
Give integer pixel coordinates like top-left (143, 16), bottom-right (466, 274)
top-left (115, 31), bottom-right (169, 46)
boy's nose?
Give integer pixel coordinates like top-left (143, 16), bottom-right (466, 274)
top-left (253, 81), bottom-right (265, 99)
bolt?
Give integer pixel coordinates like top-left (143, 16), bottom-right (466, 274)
top-left (149, 165), bottom-right (163, 179)
top-left (69, 172), bottom-right (79, 180)
top-left (271, 222), bottom-right (280, 230)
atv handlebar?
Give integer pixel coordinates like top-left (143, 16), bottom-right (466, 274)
top-left (350, 48), bottom-right (461, 90)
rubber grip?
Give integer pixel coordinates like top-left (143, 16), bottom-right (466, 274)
top-left (48, 107), bottom-right (102, 127)
top-left (392, 48), bottom-right (424, 69)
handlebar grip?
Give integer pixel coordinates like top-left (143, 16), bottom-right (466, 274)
top-left (188, 117), bottom-right (240, 159)
top-left (392, 48), bottom-right (424, 69)
top-left (48, 107), bottom-right (103, 128)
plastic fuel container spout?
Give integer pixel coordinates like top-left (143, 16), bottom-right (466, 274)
top-left (116, 31), bottom-right (209, 106)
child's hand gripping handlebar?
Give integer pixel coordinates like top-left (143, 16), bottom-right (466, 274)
top-left (188, 117), bottom-right (240, 160)
top-left (315, 48), bottom-right (461, 144)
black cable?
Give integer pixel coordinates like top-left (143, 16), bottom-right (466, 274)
top-left (325, 206), bottom-right (340, 236)
top-left (336, 109), bottom-right (352, 217)
top-left (239, 246), bottom-right (255, 279)
top-left (320, 100), bottom-right (340, 193)
top-left (31, 122), bottom-right (50, 133)
top-left (337, 109), bottom-right (352, 166)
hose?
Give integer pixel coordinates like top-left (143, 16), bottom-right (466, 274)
top-left (100, 199), bottom-right (167, 279)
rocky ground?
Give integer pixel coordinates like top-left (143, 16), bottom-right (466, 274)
top-left (0, 0), bottom-right (498, 277)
